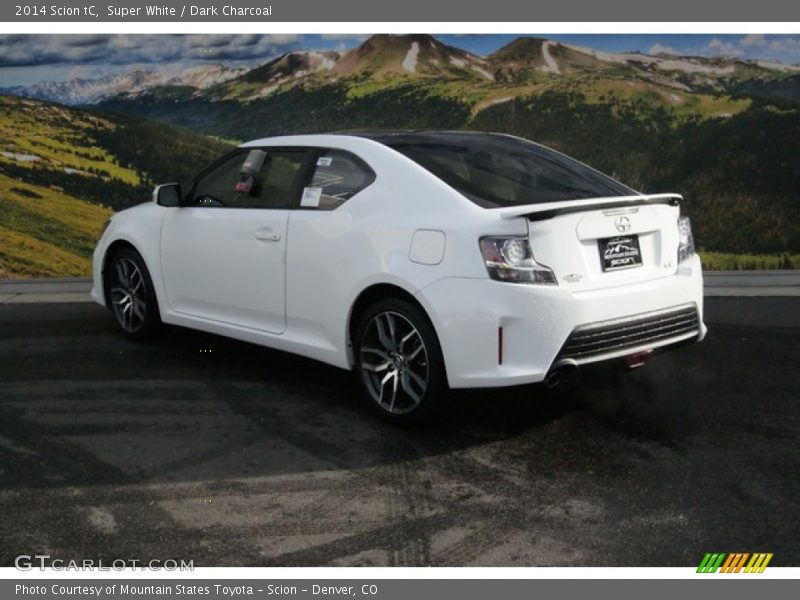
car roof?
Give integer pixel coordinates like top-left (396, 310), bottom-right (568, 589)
top-left (337, 130), bottom-right (516, 145)
top-left (241, 130), bottom-right (515, 148)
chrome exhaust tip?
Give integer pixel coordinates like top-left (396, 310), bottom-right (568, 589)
top-left (544, 361), bottom-right (578, 388)
top-left (544, 370), bottom-right (561, 388)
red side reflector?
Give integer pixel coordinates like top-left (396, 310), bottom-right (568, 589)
top-left (626, 349), bottom-right (654, 369)
top-left (498, 326), bottom-right (504, 365)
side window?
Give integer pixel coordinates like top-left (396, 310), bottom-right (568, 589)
top-left (191, 153), bottom-right (247, 207)
top-left (191, 149), bottom-right (305, 209)
top-left (300, 150), bottom-right (375, 210)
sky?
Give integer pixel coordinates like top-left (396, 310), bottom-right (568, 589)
top-left (1, 33), bottom-right (799, 86)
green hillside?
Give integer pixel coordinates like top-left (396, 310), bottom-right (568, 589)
top-left (4, 35), bottom-right (800, 276)
top-left (100, 73), bottom-right (800, 258)
top-left (0, 95), bottom-right (232, 278)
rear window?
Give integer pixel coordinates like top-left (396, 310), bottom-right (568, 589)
top-left (383, 133), bottom-right (634, 208)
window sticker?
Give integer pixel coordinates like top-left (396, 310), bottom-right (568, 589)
top-left (316, 156), bottom-right (333, 167)
top-left (234, 175), bottom-right (255, 194)
top-left (300, 186), bottom-right (323, 208)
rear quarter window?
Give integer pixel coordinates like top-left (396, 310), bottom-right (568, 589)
top-left (300, 150), bottom-right (375, 210)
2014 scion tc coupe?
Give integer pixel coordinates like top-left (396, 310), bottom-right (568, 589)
top-left (92, 131), bottom-right (706, 423)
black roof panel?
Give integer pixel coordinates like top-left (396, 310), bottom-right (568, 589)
top-left (335, 130), bottom-right (513, 146)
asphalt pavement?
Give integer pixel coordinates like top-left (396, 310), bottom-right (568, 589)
top-left (0, 298), bottom-right (798, 567)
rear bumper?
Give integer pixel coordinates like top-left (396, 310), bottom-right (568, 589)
top-left (416, 254), bottom-right (705, 388)
top-left (552, 302), bottom-right (704, 368)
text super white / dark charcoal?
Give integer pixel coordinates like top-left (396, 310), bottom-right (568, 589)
top-left (189, 6), bottom-right (273, 16)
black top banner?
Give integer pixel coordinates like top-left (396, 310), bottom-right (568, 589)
top-left (3, 0), bottom-right (800, 22)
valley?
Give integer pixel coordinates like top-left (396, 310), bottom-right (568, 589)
top-left (0, 96), bottom-right (231, 278)
top-left (2, 34), bottom-right (799, 277)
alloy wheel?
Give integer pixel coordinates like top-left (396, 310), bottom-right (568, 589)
top-left (359, 311), bottom-right (430, 415)
top-left (109, 257), bottom-right (147, 333)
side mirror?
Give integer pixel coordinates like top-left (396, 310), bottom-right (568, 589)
top-left (153, 183), bottom-right (181, 207)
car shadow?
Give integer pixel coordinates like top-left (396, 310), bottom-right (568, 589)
top-left (0, 312), bottom-right (580, 492)
top-left (0, 301), bottom-right (749, 493)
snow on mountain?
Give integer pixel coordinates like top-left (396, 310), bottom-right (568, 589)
top-left (3, 35), bottom-right (799, 107)
top-left (540, 40), bottom-right (560, 74)
top-left (755, 60), bottom-right (800, 72)
top-left (0, 70), bottom-right (166, 105)
top-left (0, 64), bottom-right (248, 105)
top-left (402, 41), bottom-right (420, 73)
top-left (165, 63), bottom-right (249, 89)
top-left (331, 34), bottom-right (490, 80)
top-left (225, 51), bottom-right (341, 99)
top-left (563, 42), bottom-right (744, 75)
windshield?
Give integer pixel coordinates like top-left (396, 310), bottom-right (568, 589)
top-left (382, 133), bottom-right (635, 208)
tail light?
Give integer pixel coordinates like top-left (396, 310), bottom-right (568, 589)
top-left (677, 216), bottom-right (695, 263)
top-left (479, 236), bottom-right (557, 285)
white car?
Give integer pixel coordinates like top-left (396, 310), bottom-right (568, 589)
top-left (92, 131), bottom-right (705, 423)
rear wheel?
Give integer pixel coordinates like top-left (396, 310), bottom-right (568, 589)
top-left (354, 298), bottom-right (447, 424)
top-left (105, 248), bottom-right (160, 340)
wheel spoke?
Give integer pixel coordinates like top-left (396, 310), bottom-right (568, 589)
top-left (374, 316), bottom-right (393, 351)
top-left (132, 298), bottom-right (146, 320)
top-left (361, 346), bottom-right (389, 360)
top-left (131, 273), bottom-right (143, 294)
top-left (400, 372), bottom-right (422, 405)
top-left (389, 370), bottom-right (399, 412)
top-left (377, 370), bottom-right (395, 406)
top-left (115, 262), bottom-right (130, 288)
top-left (110, 286), bottom-right (127, 305)
top-left (403, 367), bottom-right (427, 394)
top-left (361, 360), bottom-right (390, 373)
top-left (385, 313), bottom-right (398, 346)
top-left (406, 338), bottom-right (425, 361)
top-left (400, 329), bottom-right (416, 351)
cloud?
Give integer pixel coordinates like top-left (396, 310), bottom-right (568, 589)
top-left (648, 43), bottom-right (678, 56)
top-left (61, 35), bottom-right (108, 48)
top-left (741, 34), bottom-right (767, 47)
top-left (692, 35), bottom-right (800, 64)
top-left (703, 37), bottom-right (744, 58)
top-left (735, 35), bottom-right (800, 64)
top-left (0, 34), bottom-right (304, 68)
top-left (767, 37), bottom-right (800, 55)
top-left (320, 34), bottom-right (369, 42)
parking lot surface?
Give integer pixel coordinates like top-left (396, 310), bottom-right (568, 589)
top-left (1, 298), bottom-right (798, 566)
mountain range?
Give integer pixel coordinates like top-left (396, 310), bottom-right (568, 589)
top-left (1, 34), bottom-right (799, 277)
top-left (0, 63), bottom-right (248, 105)
top-left (3, 35), bottom-right (799, 107)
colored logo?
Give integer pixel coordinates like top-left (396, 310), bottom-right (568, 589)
top-left (697, 553), bottom-right (773, 573)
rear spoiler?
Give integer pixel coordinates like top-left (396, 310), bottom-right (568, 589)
top-left (496, 193), bottom-right (682, 221)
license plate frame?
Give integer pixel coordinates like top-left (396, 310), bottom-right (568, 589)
top-left (598, 235), bottom-right (643, 272)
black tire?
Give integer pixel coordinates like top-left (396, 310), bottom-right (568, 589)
top-left (353, 297), bottom-right (447, 425)
top-left (104, 247), bottom-right (161, 341)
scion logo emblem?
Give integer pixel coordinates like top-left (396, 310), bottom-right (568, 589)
top-left (615, 215), bottom-right (632, 233)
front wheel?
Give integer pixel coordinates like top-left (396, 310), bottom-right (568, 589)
top-left (354, 298), bottom-right (447, 424)
top-left (105, 248), bottom-right (160, 340)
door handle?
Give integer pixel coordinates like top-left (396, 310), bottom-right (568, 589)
top-left (255, 227), bottom-right (281, 242)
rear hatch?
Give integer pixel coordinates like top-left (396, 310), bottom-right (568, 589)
top-left (500, 194), bottom-right (682, 292)
top-left (369, 132), bottom-right (684, 288)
